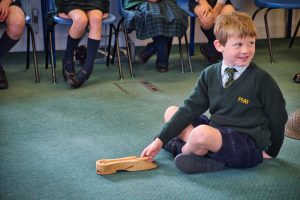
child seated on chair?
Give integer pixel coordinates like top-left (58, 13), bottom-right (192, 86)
top-left (55, 0), bottom-right (109, 88)
top-left (123, 0), bottom-right (188, 72)
top-left (141, 11), bottom-right (288, 174)
top-left (0, 0), bottom-right (25, 89)
top-left (189, 0), bottom-right (235, 65)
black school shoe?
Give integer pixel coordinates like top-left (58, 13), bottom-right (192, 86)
top-left (174, 154), bottom-right (225, 174)
top-left (0, 66), bottom-right (8, 89)
top-left (67, 69), bottom-right (90, 89)
top-left (62, 60), bottom-right (75, 81)
top-left (293, 73), bottom-right (300, 83)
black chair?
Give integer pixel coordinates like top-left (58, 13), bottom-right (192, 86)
top-left (176, 0), bottom-right (197, 56)
top-left (25, 15), bottom-right (40, 83)
top-left (112, 0), bottom-right (193, 77)
top-left (44, 0), bottom-right (123, 83)
top-left (252, 0), bottom-right (300, 63)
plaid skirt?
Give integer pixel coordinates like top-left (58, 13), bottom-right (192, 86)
top-left (124, 0), bottom-right (188, 40)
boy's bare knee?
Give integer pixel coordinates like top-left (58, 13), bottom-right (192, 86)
top-left (189, 125), bottom-right (211, 145)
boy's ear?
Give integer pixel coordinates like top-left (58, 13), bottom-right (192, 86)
top-left (214, 40), bottom-right (224, 53)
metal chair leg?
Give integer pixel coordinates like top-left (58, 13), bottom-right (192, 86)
top-left (264, 8), bottom-right (275, 63)
top-left (112, 25), bottom-right (123, 80)
top-left (26, 25), bottom-right (30, 70)
top-left (178, 37), bottom-right (184, 73)
top-left (26, 24), bottom-right (40, 83)
top-left (124, 28), bottom-right (134, 77)
top-left (252, 8), bottom-right (264, 20)
top-left (289, 19), bottom-right (300, 48)
top-left (184, 33), bottom-right (193, 73)
top-left (49, 32), bottom-right (57, 84)
top-left (28, 25), bottom-right (40, 83)
top-left (106, 25), bottom-right (113, 67)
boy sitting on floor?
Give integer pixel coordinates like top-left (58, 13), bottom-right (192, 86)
top-left (141, 11), bottom-right (288, 174)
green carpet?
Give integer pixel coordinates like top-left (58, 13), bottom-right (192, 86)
top-left (1, 39), bottom-right (300, 200)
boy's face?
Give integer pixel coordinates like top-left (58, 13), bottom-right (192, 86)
top-left (214, 36), bottom-right (256, 67)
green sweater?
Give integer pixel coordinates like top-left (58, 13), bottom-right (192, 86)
top-left (158, 62), bottom-right (288, 157)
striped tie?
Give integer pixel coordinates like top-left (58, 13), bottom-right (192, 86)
top-left (225, 67), bottom-right (237, 87)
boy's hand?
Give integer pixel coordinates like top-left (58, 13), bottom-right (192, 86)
top-left (262, 151), bottom-right (272, 159)
top-left (140, 138), bottom-right (163, 160)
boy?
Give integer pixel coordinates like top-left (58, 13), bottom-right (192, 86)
top-left (141, 12), bottom-right (288, 174)
top-left (0, 0), bottom-right (25, 89)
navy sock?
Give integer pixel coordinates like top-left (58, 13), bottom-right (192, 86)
top-left (0, 31), bottom-right (19, 62)
top-left (64, 35), bottom-right (81, 62)
top-left (77, 38), bottom-right (100, 82)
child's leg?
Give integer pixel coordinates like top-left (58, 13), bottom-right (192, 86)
top-left (181, 125), bottom-right (222, 156)
top-left (0, 6), bottom-right (25, 62)
top-left (153, 36), bottom-right (172, 73)
top-left (0, 6), bottom-right (25, 89)
top-left (163, 106), bottom-right (222, 156)
top-left (62, 10), bottom-right (87, 75)
top-left (68, 10), bottom-right (103, 88)
top-left (163, 106), bottom-right (225, 173)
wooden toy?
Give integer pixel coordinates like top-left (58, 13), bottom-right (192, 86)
top-left (96, 156), bottom-right (157, 175)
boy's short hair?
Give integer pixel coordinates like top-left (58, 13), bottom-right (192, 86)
top-left (214, 11), bottom-right (257, 46)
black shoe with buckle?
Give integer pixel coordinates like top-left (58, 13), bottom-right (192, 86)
top-left (156, 63), bottom-right (168, 73)
top-left (293, 73), bottom-right (300, 84)
top-left (62, 60), bottom-right (75, 81)
top-left (67, 69), bottom-right (90, 89)
top-left (0, 66), bottom-right (8, 90)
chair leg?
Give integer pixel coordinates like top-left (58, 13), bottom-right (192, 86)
top-left (124, 28), bottom-right (134, 77)
top-left (252, 8), bottom-right (264, 20)
top-left (112, 25), bottom-right (123, 80)
top-left (189, 16), bottom-right (195, 56)
top-left (178, 37), bottom-right (184, 73)
top-left (111, 18), bottom-right (123, 66)
top-left (45, 30), bottom-right (49, 69)
top-left (49, 32), bottom-right (57, 84)
top-left (184, 33), bottom-right (193, 73)
top-left (289, 18), bottom-right (300, 49)
top-left (28, 25), bottom-right (40, 83)
top-left (26, 24), bottom-right (40, 83)
top-left (26, 25), bottom-right (30, 70)
top-left (264, 8), bottom-right (275, 63)
top-left (106, 25), bottom-right (113, 67)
